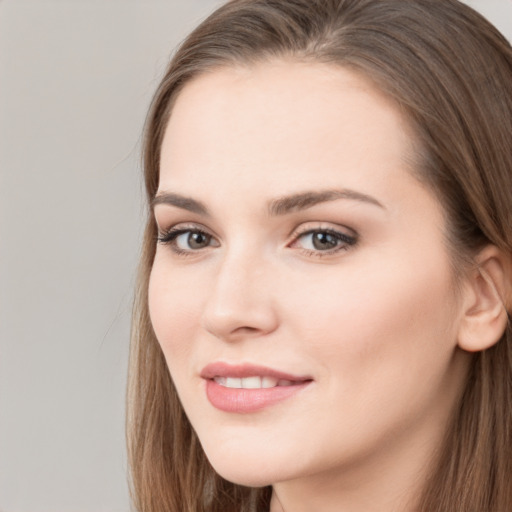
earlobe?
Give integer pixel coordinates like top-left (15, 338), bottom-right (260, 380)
top-left (457, 245), bottom-right (511, 353)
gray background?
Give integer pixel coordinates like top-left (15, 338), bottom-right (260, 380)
top-left (0, 1), bottom-right (510, 511)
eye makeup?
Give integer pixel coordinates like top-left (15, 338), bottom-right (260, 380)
top-left (156, 219), bottom-right (358, 260)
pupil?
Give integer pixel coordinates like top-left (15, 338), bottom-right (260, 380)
top-left (189, 232), bottom-right (209, 249)
top-left (313, 232), bottom-right (337, 250)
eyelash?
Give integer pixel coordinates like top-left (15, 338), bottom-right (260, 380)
top-left (289, 227), bottom-right (357, 257)
top-left (156, 224), bottom-right (358, 258)
top-left (157, 225), bottom-right (216, 257)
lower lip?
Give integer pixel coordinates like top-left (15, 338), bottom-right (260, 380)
top-left (205, 379), bottom-right (311, 413)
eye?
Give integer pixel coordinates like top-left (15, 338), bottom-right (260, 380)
top-left (290, 227), bottom-right (357, 255)
top-left (157, 226), bottom-right (219, 254)
top-left (176, 231), bottom-right (213, 250)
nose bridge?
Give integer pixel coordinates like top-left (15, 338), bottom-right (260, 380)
top-left (201, 243), bottom-right (278, 340)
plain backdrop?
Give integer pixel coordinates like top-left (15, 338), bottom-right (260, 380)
top-left (0, 1), bottom-right (511, 511)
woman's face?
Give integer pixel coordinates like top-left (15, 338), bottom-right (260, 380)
top-left (149, 62), bottom-right (471, 496)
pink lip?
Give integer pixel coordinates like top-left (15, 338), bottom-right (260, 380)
top-left (200, 362), bottom-right (311, 381)
top-left (201, 362), bottom-right (313, 414)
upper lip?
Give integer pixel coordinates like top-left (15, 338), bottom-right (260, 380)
top-left (200, 362), bottom-right (312, 382)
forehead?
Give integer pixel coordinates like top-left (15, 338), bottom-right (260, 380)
top-left (159, 61), bottom-right (418, 206)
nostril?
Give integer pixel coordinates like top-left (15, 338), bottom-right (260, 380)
top-left (235, 326), bottom-right (259, 333)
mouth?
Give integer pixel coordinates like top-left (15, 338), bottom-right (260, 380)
top-left (200, 362), bottom-right (313, 413)
top-left (212, 376), bottom-right (299, 389)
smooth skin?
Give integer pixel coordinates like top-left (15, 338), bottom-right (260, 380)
top-left (148, 61), bottom-right (506, 512)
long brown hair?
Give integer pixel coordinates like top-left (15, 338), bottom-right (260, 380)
top-left (127, 1), bottom-right (512, 510)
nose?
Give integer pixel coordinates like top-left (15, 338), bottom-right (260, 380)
top-left (201, 251), bottom-right (279, 342)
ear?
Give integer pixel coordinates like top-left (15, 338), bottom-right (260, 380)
top-left (457, 245), bottom-right (511, 353)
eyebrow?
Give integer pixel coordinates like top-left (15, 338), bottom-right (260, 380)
top-left (152, 192), bottom-right (209, 215)
top-left (268, 189), bottom-right (385, 216)
top-left (152, 188), bottom-right (384, 216)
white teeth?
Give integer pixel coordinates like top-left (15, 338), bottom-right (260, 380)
top-left (213, 376), bottom-right (281, 389)
top-left (242, 376), bottom-right (262, 389)
top-left (225, 377), bottom-right (242, 388)
top-left (214, 377), bottom-right (227, 386)
top-left (262, 376), bottom-right (278, 388)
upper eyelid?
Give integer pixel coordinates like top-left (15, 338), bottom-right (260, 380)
top-left (156, 222), bottom-right (354, 235)
top-left (156, 223), bottom-right (217, 243)
top-left (156, 221), bottom-right (214, 234)
top-left (288, 221), bottom-right (357, 239)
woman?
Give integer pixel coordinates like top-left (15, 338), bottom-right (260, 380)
top-left (127, 1), bottom-right (512, 511)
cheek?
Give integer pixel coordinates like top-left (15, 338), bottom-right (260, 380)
top-left (148, 256), bottom-right (205, 364)
top-left (272, 258), bottom-right (462, 460)
top-left (283, 252), bottom-right (459, 392)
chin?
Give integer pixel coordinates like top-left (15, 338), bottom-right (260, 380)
top-left (201, 442), bottom-right (290, 487)
top-left (214, 467), bottom-right (274, 488)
